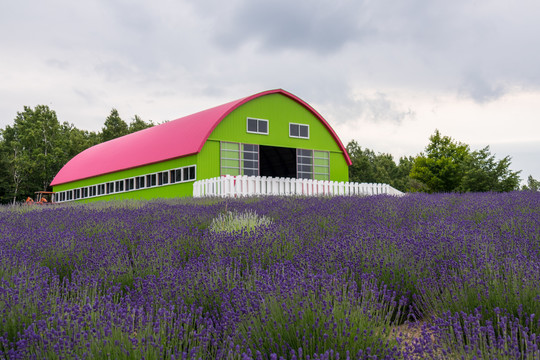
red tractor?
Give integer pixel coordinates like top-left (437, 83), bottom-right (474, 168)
top-left (26, 191), bottom-right (56, 205)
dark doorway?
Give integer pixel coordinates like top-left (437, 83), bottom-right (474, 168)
top-left (259, 145), bottom-right (296, 178)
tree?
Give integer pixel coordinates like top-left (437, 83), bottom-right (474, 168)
top-left (128, 115), bottom-right (153, 133)
top-left (410, 130), bottom-right (470, 193)
top-left (410, 130), bottom-right (520, 193)
top-left (346, 140), bottom-right (380, 184)
top-left (522, 175), bottom-right (540, 191)
top-left (346, 140), bottom-right (416, 192)
top-left (101, 108), bottom-right (128, 142)
top-left (0, 105), bottom-right (68, 203)
top-left (459, 146), bottom-right (520, 192)
top-left (61, 123), bottom-right (100, 159)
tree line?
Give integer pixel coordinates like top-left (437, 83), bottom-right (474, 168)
top-left (348, 130), bottom-right (540, 193)
top-left (0, 105), bottom-right (537, 204)
top-left (0, 106), bottom-right (153, 204)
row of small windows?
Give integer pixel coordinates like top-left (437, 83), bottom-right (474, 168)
top-left (246, 117), bottom-right (309, 139)
top-left (55, 165), bottom-right (196, 203)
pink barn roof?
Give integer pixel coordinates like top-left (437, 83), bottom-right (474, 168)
top-left (51, 89), bottom-right (352, 186)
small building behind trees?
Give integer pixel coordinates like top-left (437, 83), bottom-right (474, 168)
top-left (51, 89), bottom-right (352, 202)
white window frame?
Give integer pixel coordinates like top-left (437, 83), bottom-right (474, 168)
top-left (289, 123), bottom-right (310, 139)
top-left (246, 117), bottom-right (269, 135)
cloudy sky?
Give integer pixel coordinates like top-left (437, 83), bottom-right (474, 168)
top-left (1, 0), bottom-right (539, 183)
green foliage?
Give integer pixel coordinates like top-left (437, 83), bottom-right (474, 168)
top-left (410, 130), bottom-right (520, 193)
top-left (522, 175), bottom-right (540, 191)
top-left (410, 130), bottom-right (470, 192)
top-left (0, 105), bottom-right (70, 203)
top-left (101, 108), bottom-right (129, 142)
top-left (62, 123), bottom-right (100, 159)
top-left (346, 140), bottom-right (417, 192)
top-left (128, 115), bottom-right (153, 133)
top-left (459, 146), bottom-right (521, 192)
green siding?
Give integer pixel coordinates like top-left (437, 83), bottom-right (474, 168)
top-left (208, 93), bottom-right (341, 152)
top-left (197, 140), bottom-right (220, 180)
top-left (330, 152), bottom-right (349, 181)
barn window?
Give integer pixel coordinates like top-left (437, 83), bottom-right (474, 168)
top-left (175, 169), bottom-right (182, 182)
top-left (115, 180), bottom-right (124, 192)
top-left (247, 117), bottom-right (269, 135)
top-left (125, 178), bottom-right (134, 191)
top-left (297, 149), bottom-right (313, 179)
top-left (158, 171), bottom-right (169, 185)
top-left (242, 144), bottom-right (259, 176)
top-left (135, 176), bottom-right (145, 189)
top-left (146, 174), bottom-right (157, 187)
top-left (313, 151), bottom-right (330, 180)
top-left (221, 142), bottom-right (241, 175)
top-left (289, 123), bottom-right (309, 139)
top-left (186, 166), bottom-right (196, 181)
top-left (107, 182), bottom-right (114, 194)
top-left (221, 142), bottom-right (259, 176)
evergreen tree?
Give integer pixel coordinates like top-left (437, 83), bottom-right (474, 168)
top-left (101, 108), bottom-right (128, 142)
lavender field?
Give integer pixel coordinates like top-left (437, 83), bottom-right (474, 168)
top-left (1, 192), bottom-right (539, 359)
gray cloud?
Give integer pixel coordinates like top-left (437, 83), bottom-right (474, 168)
top-left (2, 1), bottom-right (540, 126)
top-left (308, 86), bottom-right (416, 125)
top-left (212, 0), bottom-right (372, 54)
top-left (459, 72), bottom-right (508, 103)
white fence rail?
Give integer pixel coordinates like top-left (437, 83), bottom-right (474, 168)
top-left (193, 175), bottom-right (403, 198)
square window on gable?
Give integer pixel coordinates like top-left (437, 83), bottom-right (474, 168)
top-left (290, 123), bottom-right (309, 139)
top-left (247, 117), bottom-right (269, 135)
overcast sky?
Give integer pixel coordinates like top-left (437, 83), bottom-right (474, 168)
top-left (1, 0), bottom-right (539, 183)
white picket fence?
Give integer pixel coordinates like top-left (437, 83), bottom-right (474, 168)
top-left (193, 175), bottom-right (403, 197)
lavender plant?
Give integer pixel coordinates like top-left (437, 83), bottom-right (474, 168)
top-left (0, 192), bottom-right (538, 359)
top-left (210, 209), bottom-right (273, 234)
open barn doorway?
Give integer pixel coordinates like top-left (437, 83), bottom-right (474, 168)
top-left (259, 145), bottom-right (296, 178)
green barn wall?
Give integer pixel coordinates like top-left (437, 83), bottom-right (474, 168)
top-left (196, 139), bottom-right (221, 180)
top-left (205, 93), bottom-right (349, 181)
top-left (53, 92), bottom-right (349, 202)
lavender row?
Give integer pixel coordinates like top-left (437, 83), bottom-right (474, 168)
top-left (0, 192), bottom-right (539, 359)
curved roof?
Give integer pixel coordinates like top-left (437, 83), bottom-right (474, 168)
top-left (51, 89), bottom-right (352, 186)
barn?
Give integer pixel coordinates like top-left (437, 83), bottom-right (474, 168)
top-left (51, 89), bottom-right (352, 202)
